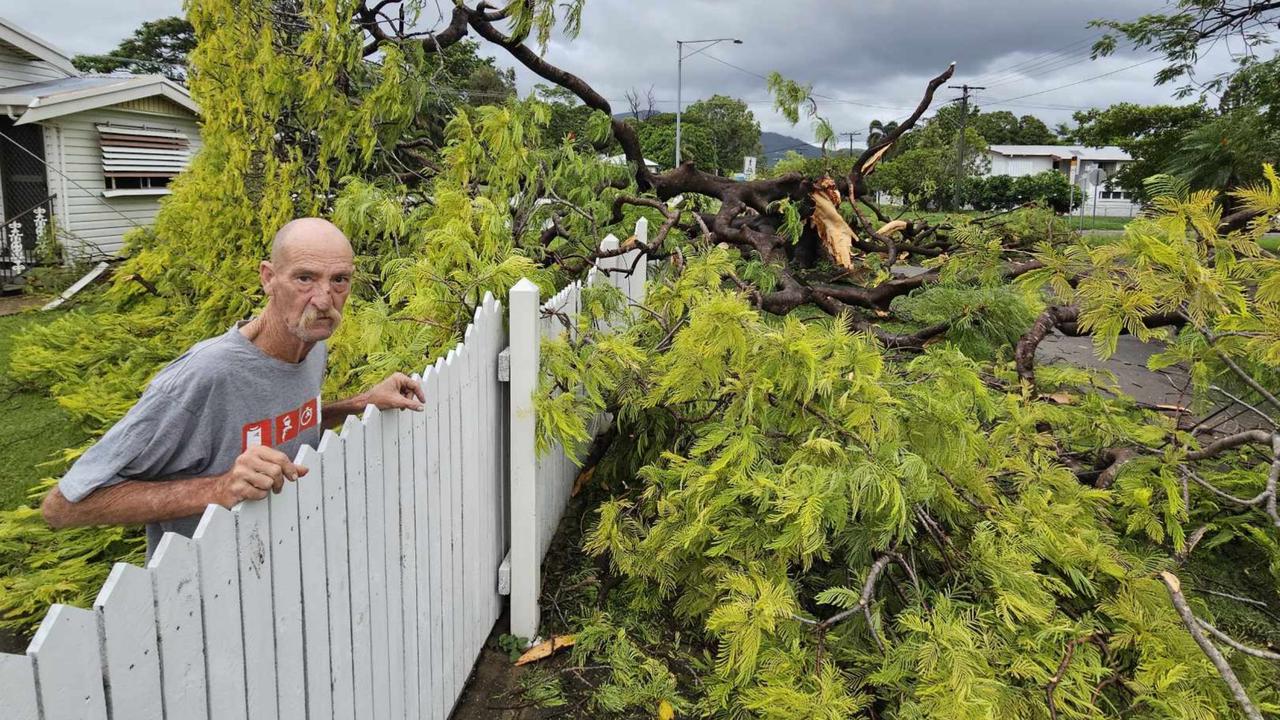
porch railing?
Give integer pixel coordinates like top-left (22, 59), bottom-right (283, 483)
top-left (1, 195), bottom-right (57, 288)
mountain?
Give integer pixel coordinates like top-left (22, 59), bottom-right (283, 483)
top-left (760, 131), bottom-right (823, 165)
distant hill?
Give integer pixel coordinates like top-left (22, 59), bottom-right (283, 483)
top-left (761, 132), bottom-right (824, 165)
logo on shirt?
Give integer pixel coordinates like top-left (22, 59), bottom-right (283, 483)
top-left (242, 397), bottom-right (320, 451)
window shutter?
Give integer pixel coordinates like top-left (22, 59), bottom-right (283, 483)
top-left (97, 125), bottom-right (191, 178)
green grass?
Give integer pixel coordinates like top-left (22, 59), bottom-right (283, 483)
top-left (0, 310), bottom-right (86, 510)
top-left (882, 207), bottom-right (1133, 231)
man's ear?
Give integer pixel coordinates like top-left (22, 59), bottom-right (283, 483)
top-left (260, 260), bottom-right (275, 296)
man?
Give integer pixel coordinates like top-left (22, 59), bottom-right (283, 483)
top-left (41, 218), bottom-right (424, 556)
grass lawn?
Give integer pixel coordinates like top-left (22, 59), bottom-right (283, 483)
top-left (0, 308), bottom-right (86, 510)
top-left (883, 207), bottom-right (1134, 231)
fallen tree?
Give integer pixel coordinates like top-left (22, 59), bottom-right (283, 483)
top-left (2, 2), bottom-right (1278, 717)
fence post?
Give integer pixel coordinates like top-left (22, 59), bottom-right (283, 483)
top-left (508, 278), bottom-right (541, 641)
top-left (632, 217), bottom-right (648, 307)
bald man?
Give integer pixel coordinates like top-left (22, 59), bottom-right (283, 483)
top-left (42, 218), bottom-right (424, 556)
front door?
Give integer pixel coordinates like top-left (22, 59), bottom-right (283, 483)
top-left (0, 117), bottom-right (48, 280)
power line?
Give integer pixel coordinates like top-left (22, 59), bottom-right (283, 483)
top-left (698, 52), bottom-right (920, 111)
top-left (981, 56), bottom-right (1162, 105)
top-left (970, 36), bottom-right (1103, 88)
top-left (967, 34), bottom-right (1100, 84)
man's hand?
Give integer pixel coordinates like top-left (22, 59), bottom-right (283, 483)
top-left (363, 372), bottom-right (426, 412)
top-left (217, 445), bottom-right (309, 507)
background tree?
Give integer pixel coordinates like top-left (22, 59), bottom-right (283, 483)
top-left (1092, 1), bottom-right (1280, 99)
top-left (970, 109), bottom-right (1058, 145)
top-left (684, 94), bottom-right (763, 174)
top-left (1065, 102), bottom-right (1213, 198)
top-left (72, 16), bottom-right (195, 82)
top-left (627, 112), bottom-right (719, 171)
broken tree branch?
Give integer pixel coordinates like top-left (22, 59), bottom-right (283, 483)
top-left (1158, 571), bottom-right (1264, 720)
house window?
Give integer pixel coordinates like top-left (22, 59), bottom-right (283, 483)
top-left (97, 124), bottom-right (191, 196)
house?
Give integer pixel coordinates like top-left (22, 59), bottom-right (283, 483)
top-left (0, 15), bottom-right (200, 287)
top-left (602, 153), bottom-right (661, 173)
top-left (985, 144), bottom-right (1140, 217)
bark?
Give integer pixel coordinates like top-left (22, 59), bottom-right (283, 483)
top-left (848, 63), bottom-right (955, 197)
top-left (1159, 571), bottom-right (1264, 720)
top-left (1015, 306), bottom-right (1078, 389)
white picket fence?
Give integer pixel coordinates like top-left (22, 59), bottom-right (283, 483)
top-left (0, 223), bottom-right (650, 719)
top-left (506, 223), bottom-right (648, 640)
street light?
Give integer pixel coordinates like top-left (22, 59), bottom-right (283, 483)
top-left (676, 37), bottom-right (743, 167)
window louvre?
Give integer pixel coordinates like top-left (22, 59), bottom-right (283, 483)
top-left (97, 124), bottom-right (191, 180)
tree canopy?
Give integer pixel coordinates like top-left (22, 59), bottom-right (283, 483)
top-left (71, 16), bottom-right (195, 81)
top-left (684, 94), bottom-right (764, 174)
top-left (1065, 103), bottom-right (1214, 198)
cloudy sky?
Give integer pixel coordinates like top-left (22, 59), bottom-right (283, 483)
top-left (3, 0), bottom-right (1256, 145)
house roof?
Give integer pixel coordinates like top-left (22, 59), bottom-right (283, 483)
top-left (603, 153), bottom-right (660, 170)
top-left (0, 75), bottom-right (198, 125)
top-left (0, 15), bottom-right (77, 76)
top-left (988, 144), bottom-right (1132, 162)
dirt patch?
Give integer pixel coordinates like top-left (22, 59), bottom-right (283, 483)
top-left (0, 295), bottom-right (47, 317)
top-left (451, 618), bottom-right (575, 720)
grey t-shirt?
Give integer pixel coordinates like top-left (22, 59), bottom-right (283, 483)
top-left (59, 322), bottom-right (326, 556)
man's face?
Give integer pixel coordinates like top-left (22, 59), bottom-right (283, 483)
top-left (261, 234), bottom-right (354, 344)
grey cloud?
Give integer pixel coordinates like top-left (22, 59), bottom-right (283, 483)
top-left (4, 0), bottom-right (1241, 146)
top-left (2, 1), bottom-right (183, 55)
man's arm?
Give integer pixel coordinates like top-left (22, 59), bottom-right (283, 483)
top-left (43, 476), bottom-right (228, 529)
top-left (322, 371), bottom-right (425, 428)
top-left (42, 445), bottom-right (307, 529)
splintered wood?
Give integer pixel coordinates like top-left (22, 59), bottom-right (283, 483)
top-left (809, 176), bottom-right (857, 269)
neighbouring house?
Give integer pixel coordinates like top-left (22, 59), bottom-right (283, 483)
top-left (0, 15), bottom-right (200, 289)
top-left (603, 153), bottom-right (661, 173)
top-left (985, 144), bottom-right (1140, 217)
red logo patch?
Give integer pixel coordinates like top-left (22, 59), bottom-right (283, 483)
top-left (276, 408), bottom-right (301, 444)
top-left (298, 398), bottom-right (318, 432)
top-left (241, 419), bottom-right (272, 451)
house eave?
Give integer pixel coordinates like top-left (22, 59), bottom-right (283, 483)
top-left (13, 78), bottom-right (199, 126)
top-left (0, 15), bottom-right (78, 76)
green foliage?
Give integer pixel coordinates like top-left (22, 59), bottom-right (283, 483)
top-left (629, 113), bottom-right (719, 171)
top-left (966, 171), bottom-right (1083, 213)
top-left (72, 16), bottom-right (194, 81)
top-left (1164, 110), bottom-right (1280, 192)
top-left (0, 482), bottom-right (144, 634)
top-left (536, 192), bottom-right (1280, 715)
top-left (970, 109), bottom-right (1058, 145)
top-left (1091, 2), bottom-right (1280, 99)
top-left (572, 614), bottom-right (688, 716)
top-left (685, 95), bottom-right (763, 174)
top-left (1064, 102), bottom-right (1213, 199)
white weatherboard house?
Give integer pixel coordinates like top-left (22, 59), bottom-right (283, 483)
top-left (985, 144), bottom-right (1141, 217)
top-left (0, 16), bottom-right (200, 286)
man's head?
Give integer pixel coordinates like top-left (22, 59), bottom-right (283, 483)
top-left (260, 218), bottom-right (355, 343)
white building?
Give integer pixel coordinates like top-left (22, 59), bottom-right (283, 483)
top-left (0, 16), bottom-right (200, 287)
top-left (985, 144), bottom-right (1140, 217)
top-left (602, 153), bottom-right (660, 173)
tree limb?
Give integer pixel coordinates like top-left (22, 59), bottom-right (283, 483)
top-left (848, 63), bottom-right (956, 198)
top-left (1159, 571), bottom-right (1264, 720)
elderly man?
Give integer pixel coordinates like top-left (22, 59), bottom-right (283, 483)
top-left (41, 218), bottom-right (423, 556)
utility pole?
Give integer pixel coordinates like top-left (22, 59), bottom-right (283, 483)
top-left (948, 83), bottom-right (984, 210)
top-left (840, 131), bottom-right (861, 155)
top-left (676, 38), bottom-right (743, 167)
